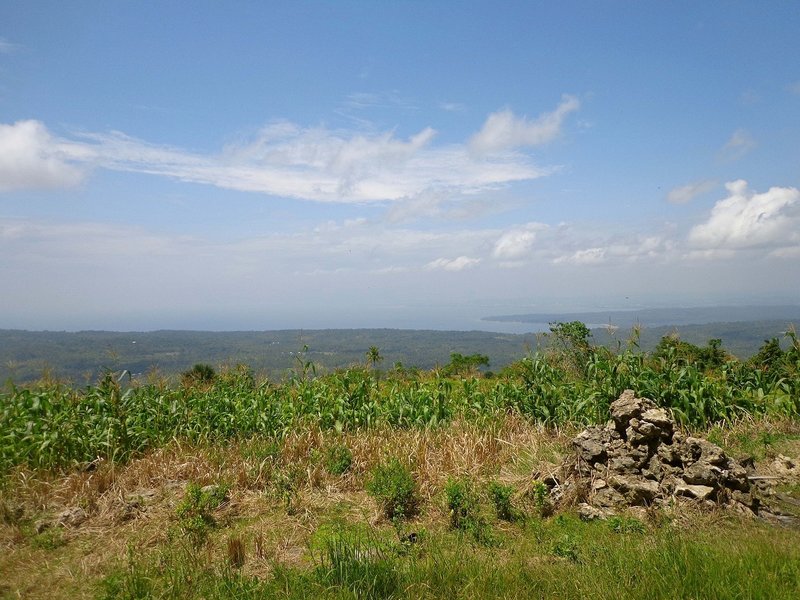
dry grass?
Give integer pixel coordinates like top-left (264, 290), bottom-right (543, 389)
top-left (3, 415), bottom-right (798, 599)
top-left (0, 416), bottom-right (571, 599)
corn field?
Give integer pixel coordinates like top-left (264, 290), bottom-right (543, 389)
top-left (2, 332), bottom-right (799, 472)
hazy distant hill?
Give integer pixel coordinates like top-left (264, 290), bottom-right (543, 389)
top-left (2, 315), bottom-right (799, 384)
top-left (0, 329), bottom-right (540, 384)
top-left (484, 305), bottom-right (800, 327)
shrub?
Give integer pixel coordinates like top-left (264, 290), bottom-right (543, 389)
top-left (487, 481), bottom-right (518, 521)
top-left (445, 477), bottom-right (493, 544)
top-left (366, 458), bottom-right (419, 521)
top-left (174, 482), bottom-right (229, 544)
top-left (324, 444), bottom-right (353, 476)
top-left (181, 363), bottom-right (216, 386)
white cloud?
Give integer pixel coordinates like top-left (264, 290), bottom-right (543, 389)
top-left (719, 128), bottom-right (756, 161)
top-left (688, 180), bottom-right (800, 250)
top-left (492, 223), bottom-right (547, 259)
top-left (0, 120), bottom-right (87, 191)
top-left (425, 256), bottom-right (481, 271)
top-left (469, 95), bottom-right (580, 154)
top-left (439, 101), bottom-right (466, 112)
top-left (666, 179), bottom-right (717, 204)
top-left (553, 247), bottom-right (606, 265)
top-left (1, 118), bottom-right (553, 202)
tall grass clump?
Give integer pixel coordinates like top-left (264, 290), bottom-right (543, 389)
top-left (366, 458), bottom-right (419, 521)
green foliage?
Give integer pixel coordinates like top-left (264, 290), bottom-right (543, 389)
top-left (30, 527), bottom-right (66, 550)
top-left (366, 346), bottom-right (383, 369)
top-left (174, 482), bottom-right (229, 544)
top-left (487, 481), bottom-right (518, 522)
top-left (2, 321), bottom-right (800, 473)
top-left (314, 530), bottom-right (400, 600)
top-left (549, 321), bottom-right (594, 377)
top-left (324, 443), bottom-right (353, 476)
top-left (445, 477), bottom-right (494, 544)
top-left (442, 352), bottom-right (490, 377)
top-left (366, 458), bottom-right (419, 521)
top-left (551, 533), bottom-right (581, 562)
top-left (181, 363), bottom-right (216, 386)
top-left (607, 515), bottom-right (646, 534)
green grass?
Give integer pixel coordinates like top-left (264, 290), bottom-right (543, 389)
top-left (97, 515), bottom-right (800, 599)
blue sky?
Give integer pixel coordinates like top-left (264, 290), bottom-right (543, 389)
top-left (1, 1), bottom-right (799, 331)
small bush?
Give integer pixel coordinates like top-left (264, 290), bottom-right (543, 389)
top-left (324, 444), bottom-right (353, 475)
top-left (608, 515), bottom-right (646, 534)
top-left (487, 481), bottom-right (518, 521)
top-left (366, 458), bottom-right (419, 521)
top-left (174, 482), bottom-right (229, 544)
top-left (271, 466), bottom-right (302, 514)
top-left (180, 363), bottom-right (216, 386)
top-left (445, 477), bottom-right (494, 544)
top-left (528, 479), bottom-right (552, 517)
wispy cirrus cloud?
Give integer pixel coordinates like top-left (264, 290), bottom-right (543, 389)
top-left (666, 179), bottom-right (717, 204)
top-left (0, 111), bottom-right (559, 202)
top-left (718, 128), bottom-right (756, 162)
top-left (469, 95), bottom-right (580, 154)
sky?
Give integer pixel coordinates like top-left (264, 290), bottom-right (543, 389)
top-left (1, 1), bottom-right (799, 331)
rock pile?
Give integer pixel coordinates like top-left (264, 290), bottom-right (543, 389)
top-left (563, 390), bottom-right (761, 518)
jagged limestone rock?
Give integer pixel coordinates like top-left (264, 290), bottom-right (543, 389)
top-left (563, 389), bottom-right (759, 518)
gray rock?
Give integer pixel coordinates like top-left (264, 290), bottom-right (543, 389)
top-left (578, 503), bottom-right (615, 521)
top-left (609, 455), bottom-right (639, 474)
top-left (608, 474), bottom-right (659, 505)
top-left (675, 484), bottom-right (715, 501)
top-left (680, 437), bottom-right (727, 466)
top-left (573, 429), bottom-right (609, 463)
top-left (610, 390), bottom-right (656, 433)
top-left (657, 443), bottom-right (682, 466)
top-left (683, 462), bottom-right (723, 486)
top-left (640, 408), bottom-right (673, 432)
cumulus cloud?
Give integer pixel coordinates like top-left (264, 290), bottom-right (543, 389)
top-left (719, 128), bottom-right (756, 161)
top-left (492, 223), bottom-right (547, 259)
top-left (425, 256), bottom-right (481, 271)
top-left (469, 95), bottom-right (580, 154)
top-left (0, 120), bottom-right (87, 191)
top-left (688, 180), bottom-right (800, 250)
top-left (666, 179), bottom-right (717, 204)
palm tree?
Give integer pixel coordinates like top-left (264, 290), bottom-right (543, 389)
top-left (366, 346), bottom-right (383, 369)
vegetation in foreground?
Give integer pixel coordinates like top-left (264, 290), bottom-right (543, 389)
top-left (1, 324), bottom-right (800, 598)
top-left (2, 324), bottom-right (799, 473)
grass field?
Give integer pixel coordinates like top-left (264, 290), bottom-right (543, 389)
top-left (2, 326), bottom-right (800, 598)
